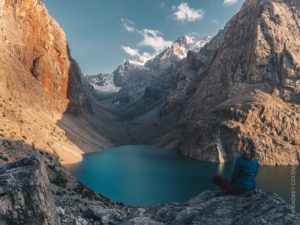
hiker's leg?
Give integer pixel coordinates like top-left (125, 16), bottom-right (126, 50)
top-left (212, 175), bottom-right (246, 194)
top-left (212, 175), bottom-right (232, 193)
top-left (229, 186), bottom-right (247, 195)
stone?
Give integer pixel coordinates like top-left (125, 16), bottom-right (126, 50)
top-left (57, 206), bottom-right (66, 216)
top-left (143, 190), bottom-right (300, 225)
top-left (0, 0), bottom-right (108, 165)
top-left (121, 217), bottom-right (165, 225)
top-left (83, 205), bottom-right (127, 224)
top-left (0, 156), bottom-right (60, 225)
top-left (75, 217), bottom-right (88, 225)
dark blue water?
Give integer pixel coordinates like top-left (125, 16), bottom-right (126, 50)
top-left (69, 145), bottom-right (299, 210)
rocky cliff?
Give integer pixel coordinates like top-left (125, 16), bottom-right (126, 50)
top-left (161, 30), bottom-right (225, 116)
top-left (0, 0), bottom-right (113, 164)
top-left (0, 156), bottom-right (60, 225)
top-left (0, 0), bottom-right (93, 114)
top-left (1, 0), bottom-right (68, 111)
top-left (162, 0), bottom-right (300, 165)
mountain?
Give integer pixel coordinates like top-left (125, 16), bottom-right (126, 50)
top-left (161, 30), bottom-right (225, 115)
top-left (0, 0), bottom-right (72, 111)
top-left (161, 0), bottom-right (300, 165)
top-left (0, 0), bottom-right (129, 223)
top-left (0, 1), bottom-right (299, 224)
top-left (86, 73), bottom-right (121, 94)
top-left (0, 0), bottom-right (113, 164)
top-left (87, 35), bottom-right (211, 119)
top-left (144, 35), bottom-right (211, 72)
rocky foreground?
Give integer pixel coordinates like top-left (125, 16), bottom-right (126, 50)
top-left (0, 156), bottom-right (299, 225)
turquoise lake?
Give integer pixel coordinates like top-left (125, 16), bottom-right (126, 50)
top-left (69, 145), bottom-right (299, 211)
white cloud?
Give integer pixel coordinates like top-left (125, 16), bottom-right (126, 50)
top-left (121, 46), bottom-right (155, 65)
top-left (120, 19), bottom-right (172, 64)
top-left (224, 0), bottom-right (238, 6)
top-left (121, 46), bottom-right (140, 57)
top-left (121, 18), bottom-right (136, 32)
top-left (137, 52), bottom-right (156, 64)
top-left (173, 3), bottom-right (204, 22)
top-left (138, 29), bottom-right (172, 53)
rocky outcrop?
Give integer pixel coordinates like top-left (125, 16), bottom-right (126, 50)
top-left (0, 156), bottom-right (60, 225)
top-left (1, 0), bottom-right (62, 111)
top-left (0, 0), bottom-right (89, 113)
top-left (123, 190), bottom-right (300, 225)
top-left (161, 30), bottom-right (225, 116)
top-left (66, 51), bottom-right (93, 115)
top-left (0, 0), bottom-right (112, 164)
top-left (162, 0), bottom-right (300, 165)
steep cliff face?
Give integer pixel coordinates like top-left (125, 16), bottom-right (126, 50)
top-left (0, 0), bottom-right (71, 111)
top-left (161, 31), bottom-right (225, 116)
top-left (67, 51), bottom-right (93, 115)
top-left (0, 0), bottom-right (112, 164)
top-left (164, 0), bottom-right (300, 165)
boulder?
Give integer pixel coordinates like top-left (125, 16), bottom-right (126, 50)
top-left (141, 190), bottom-right (300, 225)
top-left (0, 156), bottom-right (60, 225)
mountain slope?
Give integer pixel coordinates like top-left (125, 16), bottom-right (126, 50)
top-left (88, 35), bottom-right (211, 119)
top-left (0, 0), bottom-right (113, 164)
top-left (163, 0), bottom-right (300, 165)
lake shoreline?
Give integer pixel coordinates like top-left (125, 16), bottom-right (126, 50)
top-left (69, 145), bottom-right (299, 210)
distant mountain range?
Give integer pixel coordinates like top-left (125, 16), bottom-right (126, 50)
top-left (86, 0), bottom-right (300, 166)
top-left (86, 35), bottom-right (211, 118)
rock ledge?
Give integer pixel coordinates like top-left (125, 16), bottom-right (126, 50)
top-left (0, 156), bottom-right (60, 225)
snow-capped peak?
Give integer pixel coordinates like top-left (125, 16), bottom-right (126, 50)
top-left (162, 35), bottom-right (212, 60)
top-left (116, 59), bottom-right (147, 73)
top-left (143, 35), bottom-right (212, 71)
top-left (172, 35), bottom-right (212, 57)
top-left (86, 73), bottom-right (121, 93)
top-left (173, 35), bottom-right (196, 49)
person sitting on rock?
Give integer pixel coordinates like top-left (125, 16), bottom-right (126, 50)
top-left (212, 136), bottom-right (259, 195)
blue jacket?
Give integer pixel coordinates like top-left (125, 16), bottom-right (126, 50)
top-left (230, 154), bottom-right (259, 190)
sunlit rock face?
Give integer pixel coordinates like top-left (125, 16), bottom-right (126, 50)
top-left (0, 0), bottom-right (85, 113)
top-left (162, 0), bottom-right (300, 165)
top-left (0, 0), bottom-right (104, 165)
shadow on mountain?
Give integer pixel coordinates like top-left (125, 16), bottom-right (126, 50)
top-left (55, 45), bottom-right (137, 153)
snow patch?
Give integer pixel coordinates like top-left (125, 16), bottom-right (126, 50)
top-left (88, 74), bottom-right (121, 93)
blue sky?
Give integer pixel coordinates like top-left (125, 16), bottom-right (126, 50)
top-left (40, 0), bottom-right (244, 75)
